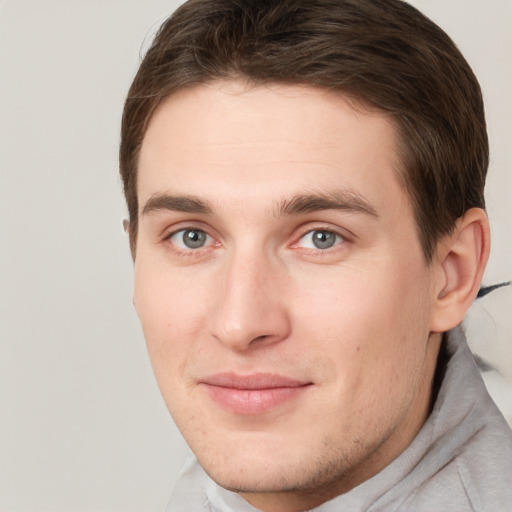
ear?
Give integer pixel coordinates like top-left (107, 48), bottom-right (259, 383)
top-left (430, 208), bottom-right (490, 333)
top-left (122, 218), bottom-right (130, 233)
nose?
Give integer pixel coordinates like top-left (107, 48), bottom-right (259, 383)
top-left (208, 249), bottom-right (291, 352)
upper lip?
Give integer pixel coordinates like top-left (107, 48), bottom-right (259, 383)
top-left (200, 372), bottom-right (311, 390)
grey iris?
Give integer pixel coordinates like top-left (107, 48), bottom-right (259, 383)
top-left (183, 230), bottom-right (207, 249)
top-left (313, 231), bottom-right (336, 249)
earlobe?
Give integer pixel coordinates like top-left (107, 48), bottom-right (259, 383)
top-left (430, 208), bottom-right (490, 333)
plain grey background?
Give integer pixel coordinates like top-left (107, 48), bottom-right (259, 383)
top-left (0, 1), bottom-right (510, 510)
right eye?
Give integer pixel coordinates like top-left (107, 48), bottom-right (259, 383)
top-left (168, 229), bottom-right (214, 250)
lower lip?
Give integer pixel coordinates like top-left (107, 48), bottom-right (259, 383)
top-left (201, 384), bottom-right (311, 415)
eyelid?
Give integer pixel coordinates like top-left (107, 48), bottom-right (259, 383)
top-left (289, 223), bottom-right (353, 248)
top-left (161, 219), bottom-right (216, 240)
top-left (162, 223), bottom-right (221, 254)
top-left (295, 229), bottom-right (344, 250)
top-left (168, 228), bottom-right (214, 250)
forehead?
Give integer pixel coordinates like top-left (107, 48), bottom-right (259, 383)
top-left (137, 80), bottom-right (407, 216)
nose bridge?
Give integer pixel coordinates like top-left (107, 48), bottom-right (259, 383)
top-left (210, 244), bottom-right (290, 350)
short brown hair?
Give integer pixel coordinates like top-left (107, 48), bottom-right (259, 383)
top-left (120, 0), bottom-right (488, 260)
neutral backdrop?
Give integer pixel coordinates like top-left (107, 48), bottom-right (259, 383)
top-left (1, 1), bottom-right (511, 511)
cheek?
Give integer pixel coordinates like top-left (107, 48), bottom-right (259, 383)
top-left (293, 258), bottom-right (430, 338)
top-left (292, 259), bottom-right (432, 394)
top-left (133, 261), bottom-right (210, 383)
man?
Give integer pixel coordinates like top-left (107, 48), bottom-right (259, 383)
top-left (119, 0), bottom-right (512, 510)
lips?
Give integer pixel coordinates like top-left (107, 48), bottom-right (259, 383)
top-left (199, 373), bottom-right (312, 415)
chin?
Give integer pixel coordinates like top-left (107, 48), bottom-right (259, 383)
top-left (193, 432), bottom-right (310, 491)
top-left (205, 461), bottom-right (309, 494)
top-left (192, 428), bottom-right (357, 496)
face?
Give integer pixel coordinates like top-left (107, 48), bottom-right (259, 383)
top-left (134, 81), bottom-right (441, 510)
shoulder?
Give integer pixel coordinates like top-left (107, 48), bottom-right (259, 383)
top-left (401, 418), bottom-right (512, 512)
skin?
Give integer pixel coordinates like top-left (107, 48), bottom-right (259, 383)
top-left (133, 80), bottom-right (455, 512)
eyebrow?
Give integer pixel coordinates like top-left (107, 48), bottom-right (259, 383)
top-left (277, 190), bottom-right (378, 217)
top-left (142, 193), bottom-right (213, 216)
top-left (141, 189), bottom-right (378, 218)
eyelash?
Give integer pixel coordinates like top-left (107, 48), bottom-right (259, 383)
top-left (293, 229), bottom-right (345, 251)
top-left (163, 227), bottom-right (217, 254)
top-left (162, 226), bottom-right (348, 256)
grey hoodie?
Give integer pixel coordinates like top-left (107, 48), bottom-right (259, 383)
top-left (166, 326), bottom-right (512, 511)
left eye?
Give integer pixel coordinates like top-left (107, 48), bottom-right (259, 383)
top-left (297, 230), bottom-right (343, 250)
top-left (169, 229), bottom-right (213, 250)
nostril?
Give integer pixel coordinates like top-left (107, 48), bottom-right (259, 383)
top-left (253, 334), bottom-right (270, 342)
